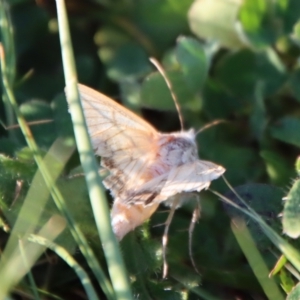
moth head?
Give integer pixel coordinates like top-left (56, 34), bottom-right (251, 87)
top-left (162, 130), bottom-right (198, 164)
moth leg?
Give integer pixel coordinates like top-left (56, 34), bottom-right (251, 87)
top-left (162, 197), bottom-right (179, 279)
top-left (188, 194), bottom-right (201, 275)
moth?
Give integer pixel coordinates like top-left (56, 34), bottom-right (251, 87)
top-left (77, 84), bottom-right (225, 241)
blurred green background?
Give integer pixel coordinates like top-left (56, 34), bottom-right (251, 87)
top-left (1, 0), bottom-right (300, 299)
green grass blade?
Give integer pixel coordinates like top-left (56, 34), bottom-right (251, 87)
top-left (231, 217), bottom-right (284, 300)
top-left (0, 42), bottom-right (113, 300)
top-left (19, 239), bottom-right (42, 300)
top-left (28, 234), bottom-right (99, 300)
top-left (0, 215), bottom-right (66, 298)
top-left (55, 0), bottom-right (133, 299)
top-left (212, 182), bottom-right (300, 274)
top-left (2, 138), bottom-right (75, 253)
top-left (0, 0), bottom-right (16, 137)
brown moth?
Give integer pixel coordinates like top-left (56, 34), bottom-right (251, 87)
top-left (77, 84), bottom-right (225, 240)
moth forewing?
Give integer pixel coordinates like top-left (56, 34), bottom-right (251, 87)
top-left (76, 83), bottom-right (225, 240)
top-left (78, 84), bottom-right (159, 161)
top-left (125, 160), bottom-right (225, 205)
top-left (163, 161), bottom-right (225, 194)
top-left (78, 84), bottom-right (157, 133)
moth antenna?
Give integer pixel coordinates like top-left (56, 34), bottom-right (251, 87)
top-left (162, 198), bottom-right (179, 278)
top-left (195, 119), bottom-right (227, 136)
top-left (149, 57), bottom-right (184, 131)
top-left (188, 196), bottom-right (201, 275)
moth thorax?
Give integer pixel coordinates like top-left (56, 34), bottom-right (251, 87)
top-left (158, 133), bottom-right (198, 166)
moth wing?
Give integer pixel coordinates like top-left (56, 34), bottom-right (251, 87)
top-left (127, 160), bottom-right (225, 204)
top-left (77, 84), bottom-right (158, 158)
top-left (159, 160), bottom-right (225, 197)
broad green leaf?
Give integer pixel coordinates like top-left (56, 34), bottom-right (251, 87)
top-left (76, 55), bottom-right (100, 84)
top-left (281, 1), bottom-right (300, 33)
top-left (0, 137), bottom-right (17, 156)
top-left (270, 117), bottom-right (300, 147)
top-left (249, 81), bottom-right (267, 141)
top-left (203, 143), bottom-right (263, 186)
top-left (119, 79), bottom-right (143, 111)
top-left (293, 20), bottom-right (300, 43)
top-left (122, 231), bottom-right (161, 276)
top-left (188, 0), bottom-right (246, 49)
top-left (239, 0), bottom-right (276, 48)
top-left (140, 70), bottom-right (201, 111)
top-left (140, 38), bottom-right (213, 111)
top-left (99, 42), bottom-right (151, 82)
top-left (202, 79), bottom-right (245, 118)
top-left (132, 0), bottom-right (194, 52)
top-left (94, 26), bottom-right (130, 48)
top-left (12, 5), bottom-right (48, 53)
top-left (282, 179), bottom-right (300, 239)
top-left (240, 0), bottom-right (300, 48)
top-left (260, 150), bottom-right (294, 186)
top-left (175, 37), bottom-right (209, 93)
top-left (215, 49), bottom-right (286, 99)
